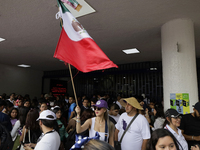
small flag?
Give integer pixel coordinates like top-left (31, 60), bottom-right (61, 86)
top-left (61, 0), bottom-right (82, 11)
top-left (54, 0), bottom-right (118, 73)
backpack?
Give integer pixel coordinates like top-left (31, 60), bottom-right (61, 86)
top-left (0, 123), bottom-right (14, 150)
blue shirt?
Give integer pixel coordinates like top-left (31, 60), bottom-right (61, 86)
top-left (0, 111), bottom-right (12, 131)
top-left (68, 103), bottom-right (76, 120)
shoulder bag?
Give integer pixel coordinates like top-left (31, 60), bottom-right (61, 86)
top-left (114, 113), bottom-right (139, 150)
top-left (16, 128), bottom-right (31, 150)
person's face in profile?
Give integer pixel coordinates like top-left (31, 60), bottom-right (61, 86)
top-left (110, 109), bottom-right (119, 116)
top-left (194, 109), bottom-right (200, 119)
top-left (155, 136), bottom-right (176, 150)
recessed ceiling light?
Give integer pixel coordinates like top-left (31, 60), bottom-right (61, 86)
top-left (0, 38), bottom-right (5, 42)
top-left (122, 48), bottom-right (140, 54)
top-left (18, 64), bottom-right (31, 68)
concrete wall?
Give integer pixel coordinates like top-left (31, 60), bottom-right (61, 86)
top-left (0, 63), bottom-right (43, 99)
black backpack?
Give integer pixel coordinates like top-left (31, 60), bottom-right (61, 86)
top-left (0, 123), bottom-right (14, 150)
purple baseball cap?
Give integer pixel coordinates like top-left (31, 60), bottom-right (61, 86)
top-left (93, 100), bottom-right (108, 108)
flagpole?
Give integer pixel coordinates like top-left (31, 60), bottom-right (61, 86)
top-left (57, 5), bottom-right (78, 106)
top-left (68, 63), bottom-right (78, 106)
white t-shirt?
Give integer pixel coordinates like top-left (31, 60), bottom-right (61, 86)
top-left (152, 117), bottom-right (165, 131)
top-left (165, 124), bottom-right (188, 150)
top-left (35, 131), bottom-right (60, 150)
top-left (109, 114), bottom-right (120, 123)
top-left (115, 113), bottom-right (150, 150)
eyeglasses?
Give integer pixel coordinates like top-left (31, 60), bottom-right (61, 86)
top-left (172, 116), bottom-right (182, 119)
top-left (94, 106), bottom-right (103, 111)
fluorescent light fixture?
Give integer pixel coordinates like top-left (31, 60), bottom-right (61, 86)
top-left (0, 38), bottom-right (5, 42)
top-left (122, 48), bottom-right (140, 54)
top-left (18, 64), bottom-right (31, 68)
top-left (150, 68), bottom-right (157, 70)
top-left (64, 0), bottom-right (96, 18)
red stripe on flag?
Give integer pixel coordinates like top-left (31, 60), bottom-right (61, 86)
top-left (54, 28), bottom-right (118, 73)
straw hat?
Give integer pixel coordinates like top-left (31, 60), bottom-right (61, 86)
top-left (120, 97), bottom-right (143, 110)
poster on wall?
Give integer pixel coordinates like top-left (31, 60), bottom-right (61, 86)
top-left (50, 79), bottom-right (67, 97)
top-left (170, 93), bottom-right (190, 114)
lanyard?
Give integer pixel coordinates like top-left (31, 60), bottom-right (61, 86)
top-left (37, 130), bottom-right (55, 143)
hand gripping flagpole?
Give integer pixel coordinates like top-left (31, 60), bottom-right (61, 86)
top-left (57, 6), bottom-right (78, 106)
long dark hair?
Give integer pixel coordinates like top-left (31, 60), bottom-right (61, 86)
top-left (19, 106), bottom-right (29, 127)
top-left (147, 129), bottom-right (180, 150)
top-left (80, 109), bottom-right (94, 123)
top-left (8, 107), bottom-right (19, 119)
top-left (154, 104), bottom-right (165, 119)
top-left (52, 107), bottom-right (66, 127)
top-left (25, 109), bottom-right (39, 131)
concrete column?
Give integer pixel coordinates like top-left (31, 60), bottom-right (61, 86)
top-left (161, 18), bottom-right (198, 113)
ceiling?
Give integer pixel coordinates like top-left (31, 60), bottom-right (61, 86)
top-left (0, 0), bottom-right (200, 71)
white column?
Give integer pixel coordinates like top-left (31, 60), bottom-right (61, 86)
top-left (161, 18), bottom-right (198, 112)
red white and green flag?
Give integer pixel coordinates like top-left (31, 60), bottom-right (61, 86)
top-left (54, 0), bottom-right (118, 73)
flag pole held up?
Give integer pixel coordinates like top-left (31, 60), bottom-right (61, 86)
top-left (68, 63), bottom-right (78, 106)
top-left (57, 3), bottom-right (78, 106)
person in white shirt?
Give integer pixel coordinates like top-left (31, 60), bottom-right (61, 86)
top-left (108, 103), bottom-right (120, 124)
top-left (151, 104), bottom-right (165, 131)
top-left (23, 110), bottom-right (60, 150)
top-left (115, 97), bottom-right (151, 150)
top-left (164, 108), bottom-right (188, 150)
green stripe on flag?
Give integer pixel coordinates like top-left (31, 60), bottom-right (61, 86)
top-left (57, 0), bottom-right (70, 13)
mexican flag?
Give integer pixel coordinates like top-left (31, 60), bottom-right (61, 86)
top-left (54, 0), bottom-right (118, 73)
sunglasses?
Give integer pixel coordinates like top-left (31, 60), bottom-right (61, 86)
top-left (94, 106), bottom-right (103, 111)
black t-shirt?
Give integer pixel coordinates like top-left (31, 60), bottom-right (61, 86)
top-left (179, 113), bottom-right (200, 148)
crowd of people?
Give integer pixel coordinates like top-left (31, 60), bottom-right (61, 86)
top-left (0, 92), bottom-right (200, 150)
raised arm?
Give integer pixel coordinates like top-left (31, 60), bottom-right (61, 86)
top-left (75, 106), bottom-right (91, 133)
